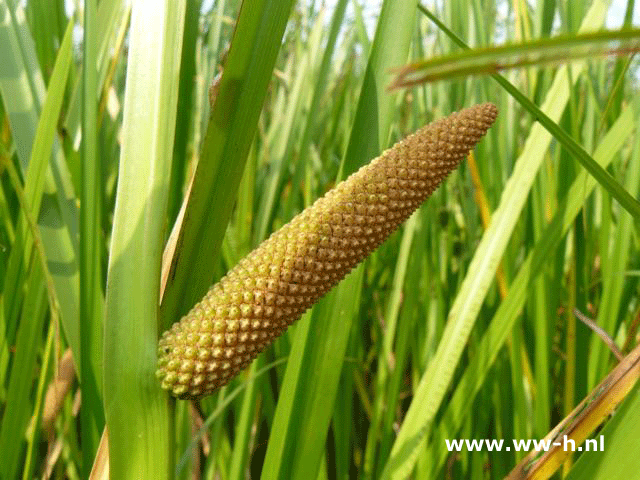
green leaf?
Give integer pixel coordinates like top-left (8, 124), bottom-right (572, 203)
top-left (79, 0), bottom-right (105, 473)
top-left (103, 1), bottom-right (186, 477)
top-left (0, 264), bottom-right (47, 480)
top-left (160, 0), bottom-right (297, 327)
top-left (0, 0), bottom-right (81, 381)
top-left (391, 29), bottom-right (640, 87)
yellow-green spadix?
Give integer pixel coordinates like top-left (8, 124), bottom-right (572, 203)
top-left (157, 103), bottom-right (498, 398)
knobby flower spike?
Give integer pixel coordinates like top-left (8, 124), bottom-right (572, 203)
top-left (157, 103), bottom-right (498, 398)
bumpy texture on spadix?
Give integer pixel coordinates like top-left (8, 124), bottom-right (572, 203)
top-left (157, 103), bottom-right (498, 398)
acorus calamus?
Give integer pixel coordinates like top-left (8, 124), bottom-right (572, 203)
top-left (156, 102), bottom-right (498, 399)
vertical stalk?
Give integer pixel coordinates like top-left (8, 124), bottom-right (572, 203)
top-left (80, 0), bottom-right (104, 475)
top-left (104, 0), bottom-right (186, 477)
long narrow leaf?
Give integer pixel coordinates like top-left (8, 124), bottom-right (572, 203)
top-left (0, 0), bottom-right (81, 377)
top-left (103, 1), bottom-right (186, 477)
top-left (79, 0), bottom-right (104, 473)
top-left (391, 29), bottom-right (640, 87)
top-left (160, 0), bottom-right (296, 327)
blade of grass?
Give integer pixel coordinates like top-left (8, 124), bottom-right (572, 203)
top-left (390, 29), bottom-right (640, 87)
top-left (22, 317), bottom-right (54, 480)
top-left (587, 128), bottom-right (640, 388)
top-left (260, 275), bottom-right (365, 480)
top-left (0, 0), bottom-right (81, 378)
top-left (0, 13), bottom-right (72, 421)
top-left (376, 213), bottom-right (426, 477)
top-left (258, 307), bottom-right (314, 480)
top-left (0, 15), bottom-right (71, 314)
top-left (285, 0), bottom-right (349, 218)
top-left (159, 0), bottom-right (297, 327)
top-left (352, 0), bottom-right (371, 55)
top-left (227, 358), bottom-right (260, 480)
top-left (103, 0), bottom-right (186, 477)
top-left (0, 157), bottom-right (62, 480)
top-left (24, 0), bottom-right (66, 78)
top-left (62, 0), bottom-right (126, 149)
top-left (531, 180), bottom-right (551, 438)
top-left (80, 0), bottom-right (104, 474)
top-left (0, 260), bottom-right (47, 480)
top-left (363, 213), bottom-right (418, 478)
top-left (469, 148), bottom-right (535, 444)
top-left (227, 156), bottom-right (259, 480)
top-left (167, 0), bottom-right (201, 226)
top-left (255, 26), bottom-right (316, 243)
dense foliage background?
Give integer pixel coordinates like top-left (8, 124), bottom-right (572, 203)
top-left (1, 0), bottom-right (639, 478)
